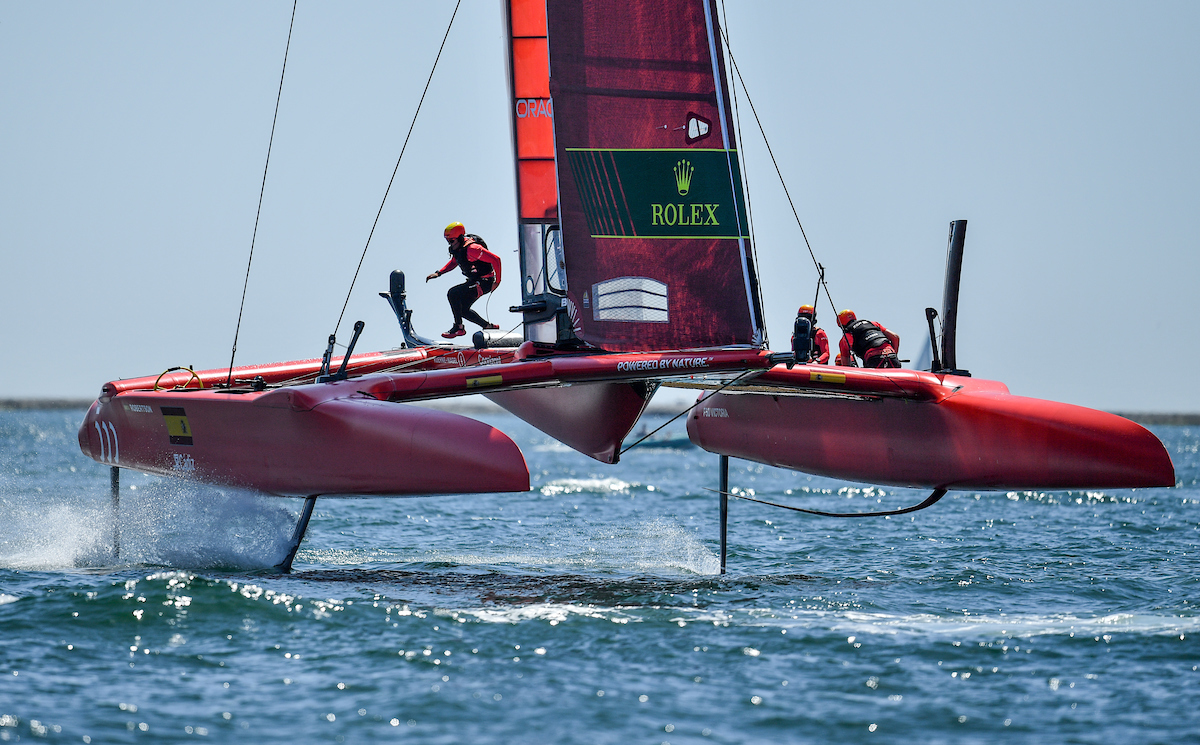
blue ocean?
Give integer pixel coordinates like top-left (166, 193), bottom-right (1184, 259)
top-left (1, 406), bottom-right (1196, 743)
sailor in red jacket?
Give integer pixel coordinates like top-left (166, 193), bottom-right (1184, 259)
top-left (791, 304), bottom-right (830, 364)
top-left (426, 222), bottom-right (502, 338)
top-left (835, 309), bottom-right (900, 368)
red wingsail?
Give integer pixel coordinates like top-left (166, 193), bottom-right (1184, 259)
top-left (549, 0), bottom-right (763, 350)
top-left (505, 0), bottom-right (765, 351)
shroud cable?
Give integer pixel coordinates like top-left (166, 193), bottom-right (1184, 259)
top-left (332, 0), bottom-right (463, 338)
top-left (226, 0), bottom-right (298, 388)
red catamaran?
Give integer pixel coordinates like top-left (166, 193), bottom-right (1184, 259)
top-left (79, 0), bottom-right (1174, 570)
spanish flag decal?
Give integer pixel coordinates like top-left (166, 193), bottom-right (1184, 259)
top-left (465, 374), bottom-right (504, 389)
top-left (809, 370), bottom-right (846, 385)
top-left (160, 406), bottom-right (194, 445)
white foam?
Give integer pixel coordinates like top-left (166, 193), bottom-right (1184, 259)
top-left (299, 548), bottom-right (397, 566)
top-left (425, 517), bottom-right (719, 575)
top-left (0, 477), bottom-right (307, 571)
top-left (0, 500), bottom-right (113, 570)
top-left (530, 442), bottom-right (574, 453)
top-left (745, 610), bottom-right (1200, 638)
top-left (448, 603), bottom-right (638, 625)
top-left (540, 477), bottom-right (637, 496)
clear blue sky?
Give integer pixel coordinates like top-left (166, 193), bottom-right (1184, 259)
top-left (2, 2), bottom-right (1196, 411)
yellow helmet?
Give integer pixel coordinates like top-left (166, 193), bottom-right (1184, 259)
top-left (837, 309), bottom-right (857, 328)
top-left (444, 222), bottom-right (466, 242)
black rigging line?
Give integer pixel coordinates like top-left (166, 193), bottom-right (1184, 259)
top-left (619, 368), bottom-right (761, 456)
top-left (226, 0), bottom-right (298, 388)
top-left (709, 487), bottom-right (948, 518)
top-left (717, 0), bottom-right (767, 346)
top-left (717, 25), bottom-right (839, 321)
top-left (332, 0), bottom-right (463, 338)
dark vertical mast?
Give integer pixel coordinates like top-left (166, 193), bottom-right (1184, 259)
top-left (939, 219), bottom-right (970, 376)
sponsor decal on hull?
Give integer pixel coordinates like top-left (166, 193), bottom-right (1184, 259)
top-left (172, 453), bottom-right (196, 474)
top-left (94, 420), bottom-right (119, 463)
top-left (160, 406), bottom-right (194, 446)
top-left (615, 356), bottom-right (713, 372)
top-left (809, 370), bottom-right (846, 384)
top-left (466, 374), bottom-right (504, 389)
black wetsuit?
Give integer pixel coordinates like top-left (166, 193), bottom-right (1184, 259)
top-left (437, 235), bottom-right (501, 328)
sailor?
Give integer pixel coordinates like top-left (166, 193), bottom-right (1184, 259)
top-left (836, 309), bottom-right (900, 368)
top-left (426, 222), bottom-right (502, 339)
top-left (791, 304), bottom-right (830, 364)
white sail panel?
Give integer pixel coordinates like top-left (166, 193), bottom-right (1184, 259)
top-left (591, 277), bottom-right (669, 323)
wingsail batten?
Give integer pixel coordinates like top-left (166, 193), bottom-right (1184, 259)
top-left (504, 0), bottom-right (765, 351)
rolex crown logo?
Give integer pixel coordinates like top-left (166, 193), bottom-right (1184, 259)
top-left (674, 159), bottom-right (694, 196)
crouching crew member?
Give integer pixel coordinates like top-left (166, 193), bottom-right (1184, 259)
top-left (836, 309), bottom-right (900, 368)
top-left (426, 222), bottom-right (502, 338)
top-left (791, 305), bottom-right (830, 364)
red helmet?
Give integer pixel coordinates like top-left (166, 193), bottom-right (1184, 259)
top-left (444, 222), bottom-right (466, 242)
top-left (837, 309), bottom-right (857, 328)
top-left (797, 304), bottom-right (816, 319)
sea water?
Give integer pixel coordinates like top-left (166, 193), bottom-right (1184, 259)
top-left (0, 406), bottom-right (1197, 743)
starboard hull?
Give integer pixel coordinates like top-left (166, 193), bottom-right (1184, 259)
top-left (687, 370), bottom-right (1175, 491)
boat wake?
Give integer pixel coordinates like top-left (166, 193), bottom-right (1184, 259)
top-left (0, 498), bottom-right (113, 571)
top-left (0, 478), bottom-right (305, 572)
top-left (817, 610), bottom-right (1200, 639)
top-left (422, 516), bottom-right (720, 576)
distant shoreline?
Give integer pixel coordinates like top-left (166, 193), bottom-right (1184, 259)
top-left (3, 397), bottom-right (1198, 425)
top-left (1, 399), bottom-right (97, 411)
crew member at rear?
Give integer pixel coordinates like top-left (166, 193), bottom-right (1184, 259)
top-left (835, 309), bottom-right (900, 368)
top-left (791, 305), bottom-right (830, 364)
top-left (426, 222), bottom-right (502, 339)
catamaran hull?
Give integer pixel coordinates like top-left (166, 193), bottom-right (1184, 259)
top-left (687, 381), bottom-right (1175, 490)
top-left (79, 391), bottom-right (529, 497)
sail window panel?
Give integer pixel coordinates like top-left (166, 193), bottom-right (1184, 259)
top-left (591, 277), bottom-right (668, 323)
top-left (515, 104), bottom-right (555, 159)
top-left (544, 227), bottom-right (568, 294)
top-left (518, 159), bottom-right (558, 220)
top-left (512, 38), bottom-right (551, 98)
top-left (509, 0), bottom-right (547, 38)
top-left (594, 305), bottom-right (669, 323)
